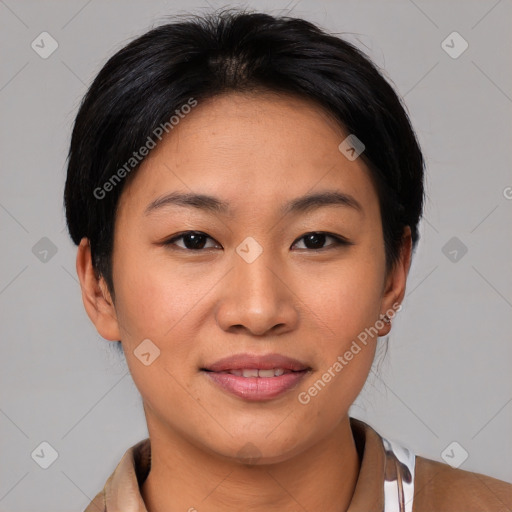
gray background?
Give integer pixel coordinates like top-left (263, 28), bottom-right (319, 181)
top-left (1, 0), bottom-right (511, 510)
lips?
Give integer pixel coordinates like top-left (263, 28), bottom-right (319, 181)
top-left (224, 368), bottom-right (288, 377)
top-left (203, 353), bottom-right (309, 373)
top-left (201, 353), bottom-right (311, 401)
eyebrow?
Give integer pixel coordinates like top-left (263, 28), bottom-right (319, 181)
top-left (144, 190), bottom-right (363, 217)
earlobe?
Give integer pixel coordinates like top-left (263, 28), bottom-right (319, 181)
top-left (76, 238), bottom-right (121, 341)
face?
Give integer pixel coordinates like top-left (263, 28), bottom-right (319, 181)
top-left (83, 92), bottom-right (409, 463)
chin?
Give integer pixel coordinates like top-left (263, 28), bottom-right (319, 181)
top-left (201, 429), bottom-right (312, 467)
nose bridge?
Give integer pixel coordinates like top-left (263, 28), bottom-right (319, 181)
top-left (215, 236), bottom-right (298, 335)
top-left (233, 236), bottom-right (282, 306)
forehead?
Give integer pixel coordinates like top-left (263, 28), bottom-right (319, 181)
top-left (117, 92), bottom-right (379, 220)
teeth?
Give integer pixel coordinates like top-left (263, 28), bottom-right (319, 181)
top-left (242, 369), bottom-right (259, 378)
top-left (228, 368), bottom-right (290, 377)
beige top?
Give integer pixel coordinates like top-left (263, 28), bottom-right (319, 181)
top-left (84, 418), bottom-right (512, 511)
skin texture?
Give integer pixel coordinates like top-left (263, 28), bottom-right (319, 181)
top-left (76, 91), bottom-right (412, 512)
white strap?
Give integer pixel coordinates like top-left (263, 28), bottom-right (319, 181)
top-left (382, 437), bottom-right (416, 512)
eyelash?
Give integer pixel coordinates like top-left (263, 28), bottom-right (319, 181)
top-left (162, 231), bottom-right (352, 252)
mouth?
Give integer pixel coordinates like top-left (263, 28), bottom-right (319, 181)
top-left (209, 368), bottom-right (297, 377)
top-left (200, 353), bottom-right (312, 401)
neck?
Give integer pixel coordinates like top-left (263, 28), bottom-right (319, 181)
top-left (141, 415), bottom-right (360, 512)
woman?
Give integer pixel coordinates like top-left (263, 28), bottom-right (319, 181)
top-left (64, 9), bottom-right (512, 512)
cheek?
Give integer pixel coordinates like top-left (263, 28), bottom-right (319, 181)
top-left (111, 249), bottom-right (218, 387)
top-left (295, 282), bottom-right (381, 433)
top-left (295, 253), bottom-right (383, 399)
top-left (113, 247), bottom-right (203, 343)
top-left (112, 258), bottom-right (206, 418)
top-left (302, 253), bottom-right (384, 343)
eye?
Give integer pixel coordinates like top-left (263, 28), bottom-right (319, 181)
top-left (291, 232), bottom-right (352, 250)
top-left (163, 231), bottom-right (220, 250)
top-left (162, 230), bottom-right (351, 252)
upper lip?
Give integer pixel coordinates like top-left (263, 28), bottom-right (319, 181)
top-left (202, 353), bottom-right (310, 372)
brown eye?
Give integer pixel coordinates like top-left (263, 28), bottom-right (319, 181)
top-left (164, 231), bottom-right (220, 250)
top-left (292, 232), bottom-right (351, 250)
top-left (163, 230), bottom-right (351, 252)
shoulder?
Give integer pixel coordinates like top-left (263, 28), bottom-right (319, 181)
top-left (413, 455), bottom-right (512, 512)
top-left (83, 489), bottom-right (105, 512)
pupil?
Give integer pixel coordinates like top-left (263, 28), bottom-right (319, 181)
top-left (305, 233), bottom-right (325, 249)
top-left (185, 233), bottom-right (206, 249)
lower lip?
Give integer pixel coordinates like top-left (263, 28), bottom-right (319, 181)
top-left (204, 371), bottom-right (309, 401)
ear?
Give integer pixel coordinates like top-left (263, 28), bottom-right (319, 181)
top-left (377, 226), bottom-right (413, 336)
top-left (76, 238), bottom-right (121, 341)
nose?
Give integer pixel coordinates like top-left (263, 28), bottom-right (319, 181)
top-left (215, 246), bottom-right (300, 337)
